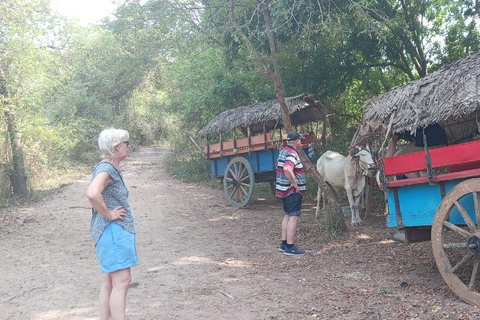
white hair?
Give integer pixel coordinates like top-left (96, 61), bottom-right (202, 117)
top-left (97, 128), bottom-right (129, 157)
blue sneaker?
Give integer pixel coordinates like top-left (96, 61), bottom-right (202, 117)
top-left (284, 245), bottom-right (306, 256)
top-left (279, 242), bottom-right (286, 252)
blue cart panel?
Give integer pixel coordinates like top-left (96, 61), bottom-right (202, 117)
top-left (209, 147), bottom-right (314, 178)
top-left (386, 178), bottom-right (478, 227)
top-left (209, 149), bottom-right (280, 177)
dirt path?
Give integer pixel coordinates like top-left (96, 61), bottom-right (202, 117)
top-left (1, 147), bottom-right (479, 319)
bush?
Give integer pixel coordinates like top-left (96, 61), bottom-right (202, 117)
top-left (316, 206), bottom-right (347, 239)
top-left (163, 129), bottom-right (218, 185)
top-left (165, 152), bottom-right (215, 184)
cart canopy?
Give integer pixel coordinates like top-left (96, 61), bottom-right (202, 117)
top-left (354, 52), bottom-right (480, 146)
top-left (201, 94), bottom-right (325, 136)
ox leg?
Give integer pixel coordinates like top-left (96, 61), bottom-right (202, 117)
top-left (315, 186), bottom-right (328, 219)
top-left (346, 189), bottom-right (362, 226)
top-left (315, 187), bottom-right (322, 218)
top-left (360, 186), bottom-right (367, 214)
top-left (384, 193), bottom-right (389, 216)
top-left (351, 197), bottom-right (363, 226)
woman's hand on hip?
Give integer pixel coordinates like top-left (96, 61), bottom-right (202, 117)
top-left (108, 206), bottom-right (126, 221)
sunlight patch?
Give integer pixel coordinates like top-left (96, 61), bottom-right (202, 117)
top-left (147, 267), bottom-right (162, 273)
top-left (35, 307), bottom-right (95, 320)
top-left (378, 239), bottom-right (395, 244)
top-left (356, 233), bottom-right (371, 240)
top-left (194, 193), bottom-right (216, 198)
top-left (209, 214), bottom-right (243, 222)
top-left (174, 256), bottom-right (252, 268)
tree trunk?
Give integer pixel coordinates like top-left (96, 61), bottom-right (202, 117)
top-left (229, 0), bottom-right (347, 231)
top-left (320, 113), bottom-right (327, 148)
top-left (0, 67), bottom-right (28, 197)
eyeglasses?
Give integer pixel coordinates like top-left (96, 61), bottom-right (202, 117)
top-left (122, 141), bottom-right (130, 147)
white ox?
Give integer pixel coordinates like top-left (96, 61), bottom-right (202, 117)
top-left (316, 147), bottom-right (376, 226)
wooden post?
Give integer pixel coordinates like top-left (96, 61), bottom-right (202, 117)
top-left (364, 175), bottom-right (374, 219)
top-left (248, 127), bottom-right (252, 153)
top-left (279, 128), bottom-right (283, 148)
top-left (423, 129), bottom-right (434, 182)
top-left (263, 123), bottom-right (267, 149)
top-left (206, 135), bottom-right (210, 159)
top-left (233, 130), bottom-right (237, 154)
top-left (220, 133), bottom-right (223, 157)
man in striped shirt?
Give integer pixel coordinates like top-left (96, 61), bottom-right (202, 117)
top-left (276, 131), bottom-right (307, 256)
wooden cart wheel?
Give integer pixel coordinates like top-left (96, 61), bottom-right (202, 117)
top-left (223, 157), bottom-right (255, 207)
top-left (432, 178), bottom-right (480, 307)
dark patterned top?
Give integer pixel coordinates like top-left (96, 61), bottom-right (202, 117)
top-left (275, 145), bottom-right (306, 198)
top-left (90, 161), bottom-right (136, 244)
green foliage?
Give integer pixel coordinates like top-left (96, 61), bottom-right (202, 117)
top-left (161, 44), bottom-right (270, 133)
top-left (317, 206), bottom-right (347, 238)
top-left (164, 133), bottom-right (214, 184)
top-left (122, 78), bottom-right (171, 146)
top-left (434, 5), bottom-right (480, 67)
top-left (303, 175), bottom-right (319, 202)
top-left (41, 26), bottom-right (151, 164)
top-left (164, 152), bottom-right (214, 184)
top-left (378, 287), bottom-right (394, 295)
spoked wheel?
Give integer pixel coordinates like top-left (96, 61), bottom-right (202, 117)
top-left (432, 178), bottom-right (480, 307)
top-left (223, 157), bottom-right (255, 207)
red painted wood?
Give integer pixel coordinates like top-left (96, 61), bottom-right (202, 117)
top-left (429, 140), bottom-right (480, 168)
top-left (205, 132), bottom-right (274, 159)
top-left (382, 139), bottom-right (480, 187)
top-left (433, 168), bottom-right (480, 182)
top-left (205, 132), bottom-right (317, 160)
top-left (382, 151), bottom-right (427, 176)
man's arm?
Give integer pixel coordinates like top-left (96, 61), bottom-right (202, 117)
top-left (283, 165), bottom-right (299, 192)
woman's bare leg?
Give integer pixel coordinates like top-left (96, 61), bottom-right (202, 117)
top-left (100, 273), bottom-right (113, 320)
top-left (109, 268), bottom-right (132, 320)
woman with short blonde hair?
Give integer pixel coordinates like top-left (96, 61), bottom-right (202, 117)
top-left (87, 128), bottom-right (137, 320)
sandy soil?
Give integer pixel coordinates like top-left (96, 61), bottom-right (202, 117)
top-left (1, 146), bottom-right (479, 320)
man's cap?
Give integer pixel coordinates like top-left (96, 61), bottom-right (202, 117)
top-left (286, 131), bottom-right (304, 142)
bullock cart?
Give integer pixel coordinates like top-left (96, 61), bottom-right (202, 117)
top-left (353, 52), bottom-right (480, 307)
top-left (201, 94), bottom-right (325, 207)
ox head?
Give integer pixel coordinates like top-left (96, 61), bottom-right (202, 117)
top-left (349, 147), bottom-right (377, 175)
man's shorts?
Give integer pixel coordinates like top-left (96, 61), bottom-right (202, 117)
top-left (281, 192), bottom-right (303, 216)
top-left (96, 223), bottom-right (138, 273)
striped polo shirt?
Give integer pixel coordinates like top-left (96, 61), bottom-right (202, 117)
top-left (275, 145), bottom-right (306, 198)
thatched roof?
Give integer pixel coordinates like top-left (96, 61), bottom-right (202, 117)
top-left (201, 94), bottom-right (325, 135)
top-left (355, 52), bottom-right (480, 145)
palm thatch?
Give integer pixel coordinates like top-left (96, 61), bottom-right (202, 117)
top-left (355, 52), bottom-right (480, 146)
top-left (201, 94), bottom-right (325, 135)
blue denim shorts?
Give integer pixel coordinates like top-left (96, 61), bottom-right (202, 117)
top-left (282, 193), bottom-right (303, 216)
top-left (96, 223), bottom-right (138, 273)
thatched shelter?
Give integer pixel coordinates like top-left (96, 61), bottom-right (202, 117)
top-left (201, 94), bottom-right (325, 136)
top-left (354, 52), bottom-right (480, 148)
